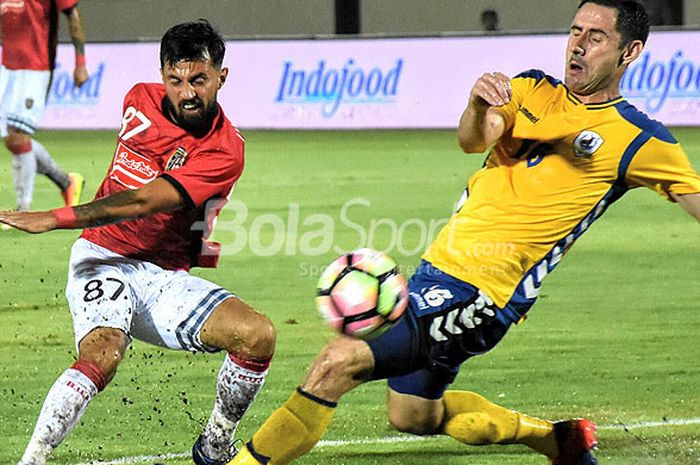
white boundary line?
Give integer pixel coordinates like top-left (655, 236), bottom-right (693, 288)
top-left (68, 418), bottom-right (700, 465)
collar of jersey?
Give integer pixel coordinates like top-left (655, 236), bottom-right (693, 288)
top-left (564, 88), bottom-right (625, 109)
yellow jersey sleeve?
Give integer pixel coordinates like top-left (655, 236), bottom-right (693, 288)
top-left (626, 136), bottom-right (700, 200)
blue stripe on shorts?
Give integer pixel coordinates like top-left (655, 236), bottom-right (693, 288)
top-left (175, 288), bottom-right (234, 352)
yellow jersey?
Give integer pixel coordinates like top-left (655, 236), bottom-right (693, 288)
top-left (424, 69), bottom-right (700, 321)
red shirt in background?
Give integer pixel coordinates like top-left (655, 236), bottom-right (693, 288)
top-left (0, 0), bottom-right (78, 70)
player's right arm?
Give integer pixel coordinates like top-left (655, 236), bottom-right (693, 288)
top-left (457, 71), bottom-right (512, 153)
top-left (62, 3), bottom-right (89, 87)
top-left (0, 177), bottom-right (184, 234)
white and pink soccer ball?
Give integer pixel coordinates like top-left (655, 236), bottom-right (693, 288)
top-left (316, 248), bottom-right (409, 339)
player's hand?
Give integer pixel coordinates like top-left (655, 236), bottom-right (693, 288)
top-left (469, 71), bottom-right (512, 108)
top-left (0, 211), bottom-right (58, 234)
top-left (74, 66), bottom-right (89, 88)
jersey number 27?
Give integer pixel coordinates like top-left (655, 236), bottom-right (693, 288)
top-left (119, 106), bottom-right (152, 141)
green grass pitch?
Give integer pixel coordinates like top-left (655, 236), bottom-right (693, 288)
top-left (0, 129), bottom-right (698, 465)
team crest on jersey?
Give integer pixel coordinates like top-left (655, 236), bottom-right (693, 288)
top-left (573, 130), bottom-right (604, 158)
top-left (165, 146), bottom-right (188, 171)
top-left (109, 143), bottom-right (159, 189)
top-left (25, 98), bottom-right (33, 110)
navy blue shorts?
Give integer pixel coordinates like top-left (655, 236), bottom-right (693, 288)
top-left (367, 261), bottom-right (513, 399)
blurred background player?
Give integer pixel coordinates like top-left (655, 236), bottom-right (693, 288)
top-left (0, 0), bottom-right (87, 213)
top-left (0, 20), bottom-right (275, 465)
top-left (480, 8), bottom-right (500, 32)
top-left (226, 1), bottom-right (700, 465)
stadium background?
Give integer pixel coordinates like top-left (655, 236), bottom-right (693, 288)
top-left (2, 1), bottom-right (699, 464)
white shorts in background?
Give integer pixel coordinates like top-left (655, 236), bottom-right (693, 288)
top-left (0, 66), bottom-right (51, 136)
top-left (66, 238), bottom-right (236, 354)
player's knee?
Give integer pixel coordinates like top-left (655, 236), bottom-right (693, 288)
top-left (242, 312), bottom-right (276, 359)
top-left (387, 390), bottom-right (444, 435)
top-left (5, 132), bottom-right (32, 155)
top-left (202, 299), bottom-right (277, 359)
top-left (225, 310), bottom-right (276, 360)
top-left (315, 338), bottom-right (371, 382)
top-left (77, 327), bottom-right (128, 384)
top-left (388, 409), bottom-right (442, 435)
top-left (299, 337), bottom-right (373, 401)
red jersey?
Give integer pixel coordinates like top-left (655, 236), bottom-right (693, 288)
top-left (81, 83), bottom-right (245, 271)
top-left (0, 0), bottom-right (77, 70)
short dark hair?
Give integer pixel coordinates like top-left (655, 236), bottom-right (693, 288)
top-left (577, 0), bottom-right (649, 46)
top-left (481, 8), bottom-right (498, 20)
top-left (160, 20), bottom-right (225, 69)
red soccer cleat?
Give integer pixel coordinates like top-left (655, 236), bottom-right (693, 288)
top-left (550, 418), bottom-right (598, 465)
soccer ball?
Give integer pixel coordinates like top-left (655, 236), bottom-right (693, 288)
top-left (316, 248), bottom-right (409, 339)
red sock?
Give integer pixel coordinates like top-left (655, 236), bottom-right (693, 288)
top-left (228, 352), bottom-right (272, 373)
top-left (71, 359), bottom-right (108, 392)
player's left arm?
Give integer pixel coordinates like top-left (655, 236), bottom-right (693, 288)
top-left (0, 177), bottom-right (184, 234)
top-left (670, 192), bottom-right (700, 223)
top-left (63, 3), bottom-right (88, 87)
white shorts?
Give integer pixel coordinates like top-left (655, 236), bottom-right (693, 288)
top-left (0, 65), bottom-right (51, 136)
top-left (66, 238), bottom-right (236, 354)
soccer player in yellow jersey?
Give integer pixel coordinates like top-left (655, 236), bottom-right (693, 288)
top-left (228, 1), bottom-right (700, 465)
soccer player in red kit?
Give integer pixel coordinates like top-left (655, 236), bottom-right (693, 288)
top-left (0, 0), bottom-right (88, 211)
top-left (0, 20), bottom-right (276, 465)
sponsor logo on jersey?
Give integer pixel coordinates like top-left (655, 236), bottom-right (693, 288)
top-left (518, 106), bottom-right (540, 124)
top-left (275, 58), bottom-right (403, 118)
top-left (573, 130), bottom-right (604, 158)
top-left (0, 0), bottom-right (25, 14)
top-left (109, 143), bottom-right (159, 189)
top-left (165, 146), bottom-right (188, 171)
top-left (25, 98), bottom-right (33, 110)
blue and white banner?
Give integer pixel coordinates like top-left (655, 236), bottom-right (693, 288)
top-left (29, 31), bottom-right (700, 129)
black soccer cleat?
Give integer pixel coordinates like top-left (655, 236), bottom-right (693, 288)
top-left (192, 435), bottom-right (240, 465)
top-left (550, 418), bottom-right (598, 465)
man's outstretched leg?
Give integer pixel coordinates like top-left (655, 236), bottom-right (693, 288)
top-left (5, 130), bottom-right (84, 211)
top-left (6, 131), bottom-right (36, 211)
top-left (443, 391), bottom-right (597, 464)
top-left (192, 297), bottom-right (276, 465)
top-left (441, 390), bottom-right (596, 464)
top-left (387, 386), bottom-right (597, 465)
top-left (32, 139), bottom-right (84, 206)
top-left (229, 336), bottom-right (374, 465)
top-left (19, 327), bottom-right (126, 465)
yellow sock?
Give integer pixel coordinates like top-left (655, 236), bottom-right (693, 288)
top-left (441, 390), bottom-right (557, 456)
top-left (228, 388), bottom-right (337, 465)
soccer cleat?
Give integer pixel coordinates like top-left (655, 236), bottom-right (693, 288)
top-left (550, 418), bottom-right (598, 465)
top-left (62, 173), bottom-right (85, 207)
top-left (192, 435), bottom-right (240, 465)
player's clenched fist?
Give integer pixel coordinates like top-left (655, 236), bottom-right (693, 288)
top-left (74, 66), bottom-right (90, 88)
top-left (469, 71), bottom-right (512, 108)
